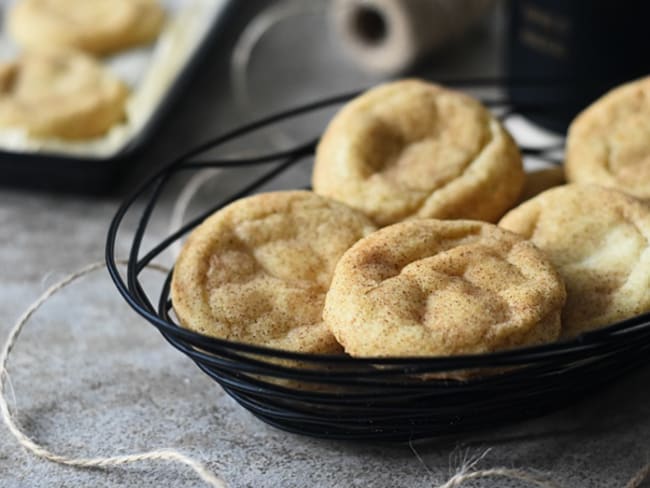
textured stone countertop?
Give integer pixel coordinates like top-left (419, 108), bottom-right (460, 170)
top-left (2, 2), bottom-right (650, 487)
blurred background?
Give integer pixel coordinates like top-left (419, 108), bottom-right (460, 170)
top-left (133, 0), bottom-right (505, 185)
top-left (1, 0), bottom-right (650, 193)
top-left (0, 0), bottom-right (515, 194)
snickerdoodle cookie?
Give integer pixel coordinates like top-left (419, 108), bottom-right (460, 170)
top-left (312, 79), bottom-right (524, 226)
top-left (500, 184), bottom-right (650, 338)
top-left (323, 219), bottom-right (565, 357)
top-left (171, 191), bottom-right (376, 354)
top-left (7, 0), bottom-right (165, 55)
top-left (0, 50), bottom-right (128, 139)
top-left (566, 76), bottom-right (650, 199)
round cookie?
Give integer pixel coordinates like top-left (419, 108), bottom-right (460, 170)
top-left (566, 76), bottom-right (650, 199)
top-left (312, 79), bottom-right (524, 226)
top-left (171, 191), bottom-right (377, 354)
top-left (323, 219), bottom-right (565, 358)
top-left (0, 50), bottom-right (128, 139)
top-left (7, 0), bottom-right (165, 55)
top-left (500, 184), bottom-right (650, 338)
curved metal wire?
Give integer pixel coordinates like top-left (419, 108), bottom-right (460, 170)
top-left (105, 79), bottom-right (650, 441)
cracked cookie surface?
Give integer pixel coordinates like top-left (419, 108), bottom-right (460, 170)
top-left (323, 219), bottom-right (564, 357)
top-left (171, 191), bottom-right (376, 353)
top-left (566, 76), bottom-right (650, 200)
top-left (0, 50), bottom-right (128, 139)
top-left (312, 79), bottom-right (524, 226)
top-left (7, 0), bottom-right (165, 55)
top-left (500, 184), bottom-right (650, 338)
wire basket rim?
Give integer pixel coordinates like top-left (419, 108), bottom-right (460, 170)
top-left (105, 77), bottom-right (650, 370)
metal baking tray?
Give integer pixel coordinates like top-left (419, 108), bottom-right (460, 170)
top-left (0, 0), bottom-right (232, 193)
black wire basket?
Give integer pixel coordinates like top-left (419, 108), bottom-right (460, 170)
top-left (106, 79), bottom-right (650, 442)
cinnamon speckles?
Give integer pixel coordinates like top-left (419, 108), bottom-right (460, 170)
top-left (323, 219), bottom-right (565, 357)
top-left (312, 79), bottom-right (524, 226)
top-left (566, 76), bottom-right (650, 199)
top-left (171, 191), bottom-right (376, 353)
top-left (500, 184), bottom-right (650, 338)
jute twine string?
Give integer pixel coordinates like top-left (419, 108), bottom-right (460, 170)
top-left (0, 261), bottom-right (226, 488)
top-left (0, 260), bottom-right (649, 487)
top-left (625, 462), bottom-right (650, 488)
top-left (433, 448), bottom-right (559, 488)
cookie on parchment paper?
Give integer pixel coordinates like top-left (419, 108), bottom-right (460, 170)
top-left (0, 50), bottom-right (128, 139)
top-left (7, 0), bottom-right (165, 55)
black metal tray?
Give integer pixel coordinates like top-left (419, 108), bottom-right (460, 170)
top-left (0, 1), bottom-right (233, 194)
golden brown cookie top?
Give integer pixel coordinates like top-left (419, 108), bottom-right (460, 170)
top-left (566, 76), bottom-right (650, 199)
top-left (7, 0), bottom-right (165, 55)
top-left (323, 219), bottom-right (565, 357)
top-left (0, 49), bottom-right (128, 139)
top-left (313, 79), bottom-right (524, 226)
top-left (499, 184), bottom-right (650, 338)
top-left (171, 191), bottom-right (376, 353)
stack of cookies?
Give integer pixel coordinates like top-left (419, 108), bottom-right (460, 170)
top-left (0, 0), bottom-right (165, 140)
top-left (171, 78), bottom-right (650, 370)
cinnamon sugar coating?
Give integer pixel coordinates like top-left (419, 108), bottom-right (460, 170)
top-left (171, 191), bottom-right (376, 353)
top-left (323, 219), bottom-right (565, 357)
top-left (313, 79), bottom-right (524, 226)
top-left (500, 184), bottom-right (650, 338)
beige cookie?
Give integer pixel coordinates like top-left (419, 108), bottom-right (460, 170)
top-left (323, 219), bottom-right (565, 358)
top-left (312, 79), bottom-right (524, 226)
top-left (566, 76), bottom-right (650, 199)
top-left (0, 50), bottom-right (128, 139)
top-left (171, 191), bottom-right (376, 354)
top-left (500, 184), bottom-right (650, 338)
top-left (8, 0), bottom-right (165, 55)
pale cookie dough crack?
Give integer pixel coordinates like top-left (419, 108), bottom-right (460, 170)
top-left (599, 207), bottom-right (649, 296)
top-left (405, 121), bottom-right (494, 217)
top-left (232, 214), bottom-right (299, 247)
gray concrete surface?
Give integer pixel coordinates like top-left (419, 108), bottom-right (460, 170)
top-left (4, 187), bottom-right (650, 488)
top-left (2, 2), bottom-right (650, 487)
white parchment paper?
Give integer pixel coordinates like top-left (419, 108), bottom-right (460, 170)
top-left (0, 0), bottom-right (228, 158)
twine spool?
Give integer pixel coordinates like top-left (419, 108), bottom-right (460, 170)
top-left (330, 0), bottom-right (494, 75)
